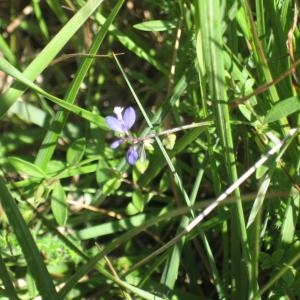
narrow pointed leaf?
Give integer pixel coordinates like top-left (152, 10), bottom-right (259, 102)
top-left (133, 20), bottom-right (176, 31)
top-left (264, 96), bottom-right (300, 124)
top-left (7, 156), bottom-right (46, 178)
top-left (51, 181), bottom-right (68, 226)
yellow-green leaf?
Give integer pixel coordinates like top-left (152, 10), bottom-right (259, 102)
top-left (264, 97), bottom-right (300, 124)
top-left (7, 156), bottom-right (46, 178)
top-left (51, 182), bottom-right (68, 226)
top-left (133, 20), bottom-right (176, 31)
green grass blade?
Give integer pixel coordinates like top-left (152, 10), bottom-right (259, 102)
top-left (77, 214), bottom-right (148, 239)
top-left (263, 96), bottom-right (300, 124)
top-left (0, 34), bottom-right (17, 65)
top-left (0, 254), bottom-right (19, 300)
top-left (280, 187), bottom-right (300, 244)
top-left (46, 0), bottom-right (68, 24)
top-left (32, 0), bottom-right (49, 40)
top-left (133, 20), bottom-right (176, 31)
top-left (51, 181), bottom-right (68, 226)
top-left (196, 1), bottom-right (251, 298)
top-left (0, 176), bottom-right (59, 299)
top-left (160, 216), bottom-right (188, 288)
top-left (0, 57), bottom-right (107, 129)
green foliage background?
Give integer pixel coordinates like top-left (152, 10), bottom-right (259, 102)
top-left (0, 0), bottom-right (299, 299)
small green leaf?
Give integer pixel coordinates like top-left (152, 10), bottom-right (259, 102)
top-left (132, 189), bottom-right (146, 213)
top-left (133, 20), bottom-right (176, 32)
top-left (159, 172), bottom-right (169, 193)
top-left (102, 178), bottom-right (122, 195)
top-left (264, 96), bottom-right (300, 124)
top-left (51, 181), bottom-right (68, 226)
top-left (133, 160), bottom-right (149, 182)
top-left (163, 133), bottom-right (176, 150)
top-left (7, 156), bottom-right (46, 178)
top-left (281, 189), bottom-right (300, 244)
top-left (66, 138), bottom-right (86, 165)
top-left (126, 202), bottom-right (139, 215)
top-left (35, 183), bottom-right (46, 203)
top-left (247, 173), bottom-right (271, 228)
top-left (47, 263), bottom-right (69, 276)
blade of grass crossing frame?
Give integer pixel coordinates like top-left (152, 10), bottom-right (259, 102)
top-left (32, 0), bottom-right (49, 40)
top-left (238, 0), bottom-right (279, 105)
top-left (0, 0), bottom-right (103, 119)
top-left (255, 0), bottom-right (267, 52)
top-left (190, 157), bottom-right (225, 298)
top-left (194, 6), bottom-right (222, 198)
top-left (34, 0), bottom-right (125, 170)
top-left (46, 0), bottom-right (68, 24)
top-left (0, 176), bottom-right (59, 299)
top-left (0, 254), bottom-right (19, 300)
top-left (0, 57), bottom-right (107, 129)
top-left (161, 165), bottom-right (225, 296)
top-left (196, 1), bottom-right (252, 298)
top-left (0, 34), bottom-right (17, 65)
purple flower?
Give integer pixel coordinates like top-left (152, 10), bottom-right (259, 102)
top-left (105, 106), bottom-right (140, 165)
top-left (110, 139), bottom-right (123, 149)
top-left (127, 146), bottom-right (139, 165)
top-left (105, 106), bottom-right (136, 133)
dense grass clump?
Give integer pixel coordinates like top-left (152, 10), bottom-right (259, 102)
top-left (0, 1), bottom-right (299, 299)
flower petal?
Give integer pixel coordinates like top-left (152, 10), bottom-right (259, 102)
top-left (123, 107), bottom-right (136, 130)
top-left (110, 139), bottom-right (122, 149)
top-left (127, 147), bottom-right (139, 165)
top-left (105, 116), bottom-right (124, 132)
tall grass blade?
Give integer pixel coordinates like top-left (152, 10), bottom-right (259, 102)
top-left (0, 176), bottom-right (59, 299)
